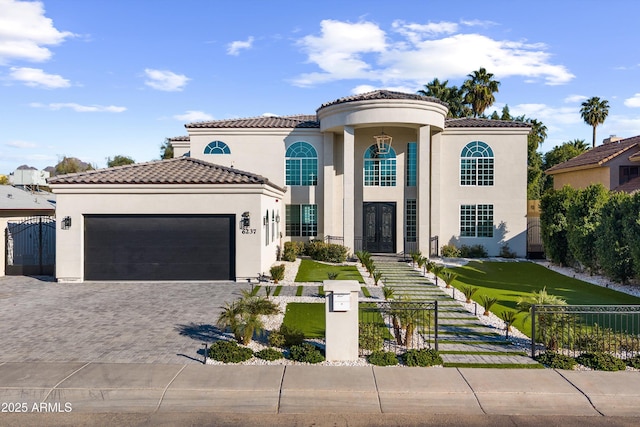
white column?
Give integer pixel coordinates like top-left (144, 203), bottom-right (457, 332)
top-left (323, 132), bottom-right (334, 237)
top-left (418, 125), bottom-right (431, 255)
top-left (343, 126), bottom-right (355, 252)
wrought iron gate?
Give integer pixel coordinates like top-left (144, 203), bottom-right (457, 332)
top-left (5, 216), bottom-right (55, 275)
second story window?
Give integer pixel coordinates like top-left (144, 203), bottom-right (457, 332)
top-left (364, 143), bottom-right (396, 186)
top-left (204, 141), bottom-right (231, 154)
top-left (286, 142), bottom-right (317, 186)
top-left (460, 141), bottom-right (494, 186)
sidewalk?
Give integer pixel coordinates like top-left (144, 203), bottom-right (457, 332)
top-left (1, 362), bottom-right (639, 417)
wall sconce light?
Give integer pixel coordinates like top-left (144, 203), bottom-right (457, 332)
top-left (240, 211), bottom-right (250, 229)
top-left (61, 216), bottom-right (72, 230)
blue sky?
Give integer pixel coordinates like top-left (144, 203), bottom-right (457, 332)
top-left (2, 0), bottom-right (640, 174)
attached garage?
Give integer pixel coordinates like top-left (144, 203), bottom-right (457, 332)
top-left (49, 158), bottom-right (285, 283)
top-left (84, 214), bottom-right (235, 281)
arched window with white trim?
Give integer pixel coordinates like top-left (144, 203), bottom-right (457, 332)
top-left (285, 142), bottom-right (317, 186)
top-left (364, 143), bottom-right (396, 186)
top-left (460, 141), bottom-right (494, 186)
top-left (204, 140), bottom-right (231, 155)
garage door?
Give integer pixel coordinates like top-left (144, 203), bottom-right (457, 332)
top-left (84, 214), bottom-right (235, 281)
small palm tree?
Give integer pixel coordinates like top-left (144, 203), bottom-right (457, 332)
top-left (410, 251), bottom-right (422, 267)
top-left (479, 295), bottom-right (498, 316)
top-left (500, 310), bottom-right (519, 332)
top-left (441, 270), bottom-right (458, 289)
top-left (373, 271), bottom-right (383, 286)
top-left (431, 264), bottom-right (445, 286)
top-left (517, 287), bottom-right (569, 351)
top-left (216, 291), bottom-right (280, 345)
top-left (383, 286), bottom-right (395, 300)
top-left (460, 285), bottom-right (479, 303)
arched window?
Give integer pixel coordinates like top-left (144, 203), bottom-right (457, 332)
top-left (204, 141), bottom-right (231, 154)
top-left (364, 143), bottom-right (396, 186)
top-left (285, 142), bottom-right (317, 186)
top-left (460, 141), bottom-right (494, 186)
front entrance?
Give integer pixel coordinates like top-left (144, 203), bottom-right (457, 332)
top-left (363, 202), bottom-right (396, 253)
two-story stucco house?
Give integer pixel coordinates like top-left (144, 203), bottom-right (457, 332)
top-left (49, 90), bottom-right (529, 283)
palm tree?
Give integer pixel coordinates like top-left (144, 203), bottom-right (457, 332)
top-left (216, 291), bottom-right (280, 345)
top-left (569, 138), bottom-right (589, 152)
top-left (418, 78), bottom-right (470, 118)
top-left (580, 97), bottom-right (610, 148)
top-left (462, 67), bottom-right (500, 118)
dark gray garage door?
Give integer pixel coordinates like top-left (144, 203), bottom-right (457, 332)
top-left (84, 214), bottom-right (235, 281)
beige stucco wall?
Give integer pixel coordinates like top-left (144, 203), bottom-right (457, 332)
top-left (51, 184), bottom-right (283, 282)
top-left (435, 128), bottom-right (529, 257)
top-left (552, 167), bottom-right (610, 190)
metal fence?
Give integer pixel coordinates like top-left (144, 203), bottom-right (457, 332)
top-left (5, 216), bottom-right (56, 275)
top-left (359, 300), bottom-right (438, 355)
top-left (531, 304), bottom-right (640, 359)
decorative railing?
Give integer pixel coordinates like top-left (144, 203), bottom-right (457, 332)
top-left (531, 304), bottom-right (640, 359)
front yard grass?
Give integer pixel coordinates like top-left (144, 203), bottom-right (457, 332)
top-left (282, 302), bottom-right (386, 338)
top-left (295, 259), bottom-right (365, 283)
top-left (450, 261), bottom-right (640, 336)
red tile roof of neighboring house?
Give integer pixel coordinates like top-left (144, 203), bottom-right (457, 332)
top-left (167, 135), bottom-right (190, 141)
top-left (613, 176), bottom-right (640, 194)
top-left (546, 136), bottom-right (640, 174)
top-left (47, 157), bottom-right (281, 189)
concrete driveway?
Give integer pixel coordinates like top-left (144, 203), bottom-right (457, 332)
top-left (0, 276), bottom-right (251, 364)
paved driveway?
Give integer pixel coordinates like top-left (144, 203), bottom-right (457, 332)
top-left (0, 276), bottom-right (251, 364)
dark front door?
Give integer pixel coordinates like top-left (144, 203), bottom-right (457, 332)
top-left (363, 202), bottom-right (396, 253)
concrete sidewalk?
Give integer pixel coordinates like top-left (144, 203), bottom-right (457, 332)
top-left (1, 362), bottom-right (639, 419)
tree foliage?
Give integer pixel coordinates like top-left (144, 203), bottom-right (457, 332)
top-left (461, 67), bottom-right (500, 118)
top-left (0, 174), bottom-right (9, 185)
top-left (622, 193), bottom-right (640, 279)
top-left (580, 97), bottom-right (610, 148)
top-left (595, 192), bottom-right (634, 283)
top-left (160, 139), bottom-right (174, 159)
top-left (418, 78), bottom-right (470, 118)
top-left (106, 155), bottom-right (135, 167)
top-left (566, 184), bottom-right (609, 272)
top-left (540, 186), bottom-right (577, 266)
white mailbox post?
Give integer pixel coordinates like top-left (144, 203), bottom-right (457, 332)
top-left (324, 280), bottom-right (360, 361)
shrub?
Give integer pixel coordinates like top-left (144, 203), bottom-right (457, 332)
top-left (535, 351), bottom-right (577, 369)
top-left (359, 323), bottom-right (384, 351)
top-left (479, 295), bottom-right (498, 316)
top-left (576, 352), bottom-right (627, 371)
top-left (459, 244), bottom-right (488, 258)
top-left (327, 271), bottom-right (339, 280)
top-left (216, 291), bottom-right (280, 344)
top-left (270, 264), bottom-right (285, 283)
top-left (208, 340), bottom-right (254, 363)
top-left (625, 355), bottom-right (640, 369)
top-left (255, 348), bottom-right (284, 361)
top-left (441, 244), bottom-right (460, 258)
top-left (303, 241), bottom-right (348, 263)
top-left (460, 285), bottom-right (479, 303)
top-left (499, 244), bottom-right (517, 258)
top-left (402, 348), bottom-right (443, 367)
top-left (268, 324), bottom-right (305, 348)
top-left (367, 350), bottom-right (399, 366)
top-left (373, 271), bottom-right (383, 285)
top-left (288, 343), bottom-right (325, 364)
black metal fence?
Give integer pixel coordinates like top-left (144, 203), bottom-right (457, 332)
top-left (531, 304), bottom-right (640, 359)
top-left (359, 300), bottom-right (438, 355)
top-left (5, 216), bottom-right (56, 275)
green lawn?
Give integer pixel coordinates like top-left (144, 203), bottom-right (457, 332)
top-left (450, 261), bottom-right (640, 336)
top-left (295, 259), bottom-right (365, 283)
top-left (282, 302), bottom-right (386, 338)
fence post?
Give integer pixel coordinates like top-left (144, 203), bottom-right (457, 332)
top-left (531, 304), bottom-right (536, 358)
top-left (434, 300), bottom-right (438, 352)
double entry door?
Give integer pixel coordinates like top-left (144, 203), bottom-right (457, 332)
top-left (363, 202), bottom-right (396, 253)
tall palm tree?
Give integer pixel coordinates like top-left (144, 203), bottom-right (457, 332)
top-left (580, 97), bottom-right (610, 148)
top-left (418, 78), bottom-right (470, 118)
top-left (569, 138), bottom-right (589, 152)
top-left (462, 67), bottom-right (500, 118)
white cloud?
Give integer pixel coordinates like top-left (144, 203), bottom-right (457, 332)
top-left (624, 93), bottom-right (640, 108)
top-left (173, 110), bottom-right (214, 122)
top-left (30, 102), bottom-right (126, 113)
top-left (144, 68), bottom-right (190, 91)
top-left (9, 66), bottom-right (70, 88)
top-left (293, 20), bottom-right (574, 88)
top-left (227, 36), bottom-right (254, 56)
top-left (564, 94), bottom-right (588, 103)
top-left (0, 0), bottom-right (75, 64)
top-left (5, 140), bottom-right (37, 148)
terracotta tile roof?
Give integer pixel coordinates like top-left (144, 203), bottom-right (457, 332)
top-left (444, 117), bottom-right (531, 128)
top-left (186, 114), bottom-right (319, 129)
top-left (47, 157), bottom-right (277, 187)
top-left (614, 176), bottom-right (640, 194)
top-left (167, 135), bottom-right (190, 141)
top-left (546, 136), bottom-right (640, 174)
top-left (317, 90), bottom-right (447, 110)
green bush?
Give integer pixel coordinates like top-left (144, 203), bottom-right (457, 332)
top-left (288, 343), bottom-right (325, 364)
top-left (535, 351), bottom-right (577, 369)
top-left (255, 348), bottom-right (284, 361)
top-left (208, 340), bottom-right (254, 363)
top-left (499, 244), bottom-right (517, 258)
top-left (576, 352), bottom-right (627, 371)
top-left (459, 244), bottom-right (488, 258)
top-left (268, 324), bottom-right (305, 348)
top-left (270, 264), bottom-right (285, 283)
top-left (282, 241), bottom-right (304, 261)
top-left (359, 323), bottom-right (384, 351)
top-left (625, 355), bottom-right (640, 369)
top-left (367, 350), bottom-right (399, 366)
top-left (402, 348), bottom-right (443, 367)
top-left (441, 244), bottom-right (461, 258)
top-left (303, 241), bottom-right (348, 263)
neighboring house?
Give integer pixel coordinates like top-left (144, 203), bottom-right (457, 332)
top-left (545, 135), bottom-right (640, 193)
top-left (0, 185), bottom-right (56, 276)
top-left (49, 90), bottom-right (530, 283)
